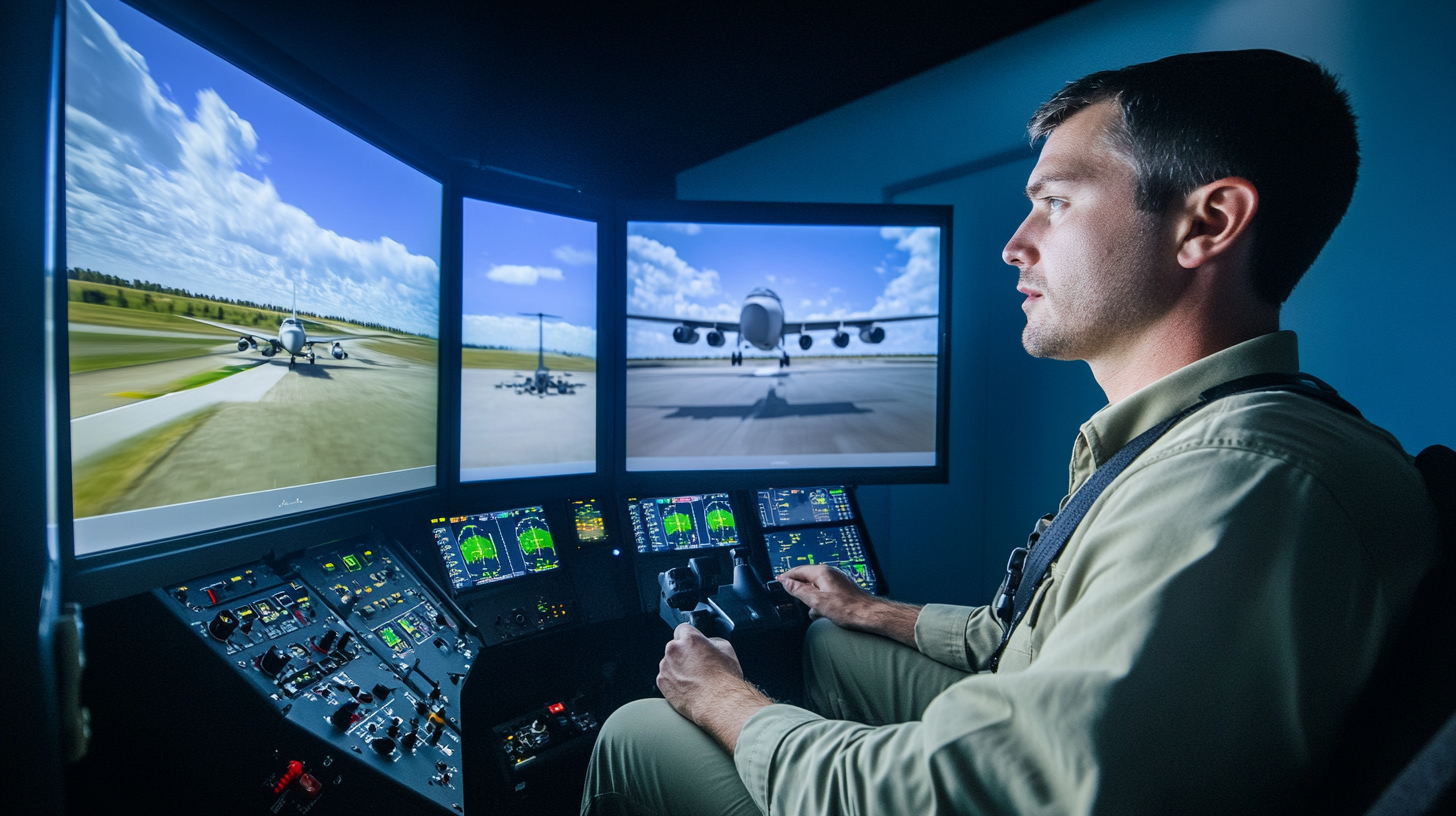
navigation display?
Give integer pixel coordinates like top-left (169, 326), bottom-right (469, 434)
top-left (625, 219), bottom-right (941, 473)
top-left (765, 525), bottom-right (877, 592)
top-left (756, 486), bottom-right (854, 528)
top-left (571, 499), bottom-right (608, 543)
top-left (432, 506), bottom-right (560, 592)
top-left (627, 494), bottom-right (739, 553)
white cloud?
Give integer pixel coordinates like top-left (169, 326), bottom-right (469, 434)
top-left (660, 223), bottom-right (702, 235)
top-left (486, 264), bottom-right (563, 286)
top-left (552, 244), bottom-right (596, 266)
top-left (463, 314), bottom-right (596, 357)
top-left (626, 235), bottom-right (738, 321)
top-left (63, 0), bottom-right (440, 336)
top-left (873, 227), bottom-right (941, 317)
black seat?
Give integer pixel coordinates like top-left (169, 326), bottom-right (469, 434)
top-left (1310, 444), bottom-right (1456, 815)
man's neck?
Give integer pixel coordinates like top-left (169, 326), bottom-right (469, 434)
top-left (1089, 306), bottom-right (1280, 404)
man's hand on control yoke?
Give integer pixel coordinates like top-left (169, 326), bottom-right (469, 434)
top-left (779, 564), bottom-right (922, 648)
top-left (658, 623), bottom-right (771, 754)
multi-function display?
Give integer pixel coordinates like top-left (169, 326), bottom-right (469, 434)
top-left (755, 486), bottom-right (854, 528)
top-left (764, 525), bottom-right (876, 593)
top-left (432, 506), bottom-right (561, 592)
top-left (627, 494), bottom-right (739, 553)
top-left (571, 499), bottom-right (609, 543)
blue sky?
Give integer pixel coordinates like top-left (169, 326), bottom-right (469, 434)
top-left (461, 198), bottom-right (597, 356)
top-left (65, 0), bottom-right (442, 335)
top-left (626, 222), bottom-right (940, 358)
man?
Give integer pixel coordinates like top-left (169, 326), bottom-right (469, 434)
top-left (582, 50), bottom-right (1441, 815)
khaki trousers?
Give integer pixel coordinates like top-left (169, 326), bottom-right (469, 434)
top-left (581, 618), bottom-right (972, 816)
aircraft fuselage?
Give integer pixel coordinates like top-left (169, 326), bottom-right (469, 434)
top-left (740, 289), bottom-right (785, 350)
top-left (278, 319), bottom-right (307, 355)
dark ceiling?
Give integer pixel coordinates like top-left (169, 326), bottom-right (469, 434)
top-left (171, 0), bottom-right (1093, 199)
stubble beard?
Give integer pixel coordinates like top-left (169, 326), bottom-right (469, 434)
top-left (1020, 213), bottom-right (1166, 361)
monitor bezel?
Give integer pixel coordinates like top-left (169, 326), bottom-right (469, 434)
top-left (612, 198), bottom-right (953, 495)
top-left (447, 179), bottom-right (618, 511)
top-left (59, 0), bottom-right (457, 605)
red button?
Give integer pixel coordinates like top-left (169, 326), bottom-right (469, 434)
top-left (547, 702), bottom-right (565, 715)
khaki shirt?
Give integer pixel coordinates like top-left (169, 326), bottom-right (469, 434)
top-left (734, 331), bottom-right (1440, 815)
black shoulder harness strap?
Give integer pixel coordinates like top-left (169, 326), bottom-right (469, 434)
top-left (986, 371), bottom-right (1361, 672)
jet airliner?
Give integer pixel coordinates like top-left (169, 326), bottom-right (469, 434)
top-left (181, 312), bottom-right (384, 370)
top-left (629, 287), bottom-right (936, 367)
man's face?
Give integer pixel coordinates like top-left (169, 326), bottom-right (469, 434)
top-left (1003, 102), bottom-right (1176, 361)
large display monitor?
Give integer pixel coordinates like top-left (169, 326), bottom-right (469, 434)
top-left (619, 201), bottom-right (951, 487)
top-left (431, 505), bottom-right (561, 593)
top-left (459, 198), bottom-right (597, 481)
top-left (63, 0), bottom-right (442, 555)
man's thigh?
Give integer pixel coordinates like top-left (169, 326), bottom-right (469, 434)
top-left (803, 618), bottom-right (971, 725)
top-left (581, 698), bottom-right (762, 816)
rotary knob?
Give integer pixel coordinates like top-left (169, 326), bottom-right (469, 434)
top-left (372, 736), bottom-right (396, 757)
top-left (207, 609), bottom-right (239, 641)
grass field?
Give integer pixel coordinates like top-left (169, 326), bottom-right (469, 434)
top-left (72, 406), bottom-right (220, 518)
top-left (361, 337), bottom-right (439, 366)
top-left (463, 347), bottom-right (596, 371)
top-left (110, 363), bottom-right (261, 399)
top-left (68, 331), bottom-right (228, 373)
top-left (67, 280), bottom-right (391, 335)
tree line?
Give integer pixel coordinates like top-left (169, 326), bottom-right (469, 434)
top-left (66, 267), bottom-right (419, 336)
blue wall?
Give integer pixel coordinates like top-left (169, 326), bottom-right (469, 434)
top-left (678, 0), bottom-right (1456, 606)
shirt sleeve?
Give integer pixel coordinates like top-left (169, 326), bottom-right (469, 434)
top-left (735, 445), bottom-right (1427, 815)
top-left (915, 603), bottom-right (1006, 671)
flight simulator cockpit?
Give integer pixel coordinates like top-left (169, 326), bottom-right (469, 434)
top-left (54, 1), bottom-right (950, 813)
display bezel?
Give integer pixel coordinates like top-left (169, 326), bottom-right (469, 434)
top-left (612, 199), bottom-right (952, 496)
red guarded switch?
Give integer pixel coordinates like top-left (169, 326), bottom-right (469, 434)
top-left (547, 702), bottom-right (565, 715)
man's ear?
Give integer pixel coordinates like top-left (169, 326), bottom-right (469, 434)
top-left (1175, 177), bottom-right (1259, 270)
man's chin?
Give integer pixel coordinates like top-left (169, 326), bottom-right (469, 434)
top-left (1022, 326), bottom-right (1074, 360)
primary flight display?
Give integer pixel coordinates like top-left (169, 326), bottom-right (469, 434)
top-left (625, 221), bottom-right (941, 473)
top-left (432, 506), bottom-right (561, 592)
top-left (627, 494), bottom-right (740, 553)
top-left (64, 0), bottom-right (441, 554)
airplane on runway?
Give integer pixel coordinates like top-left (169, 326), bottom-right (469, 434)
top-left (496, 312), bottom-right (584, 397)
top-left (181, 309), bottom-right (386, 370)
top-left (629, 287), bottom-right (937, 367)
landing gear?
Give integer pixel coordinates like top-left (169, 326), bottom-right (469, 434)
top-left (779, 353), bottom-right (790, 369)
top-left (288, 356), bottom-right (295, 370)
top-left (730, 351), bottom-right (742, 366)
top-left (308, 353), bottom-right (316, 364)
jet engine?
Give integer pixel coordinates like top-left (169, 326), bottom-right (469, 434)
top-left (672, 326), bottom-right (700, 344)
top-left (706, 329), bottom-right (725, 347)
top-left (260, 345), bottom-right (277, 357)
top-left (237, 337), bottom-right (255, 352)
top-left (331, 342), bottom-right (347, 360)
top-left (833, 331), bottom-right (851, 348)
top-left (859, 324), bottom-right (885, 344)
top-left (798, 334), bottom-right (813, 350)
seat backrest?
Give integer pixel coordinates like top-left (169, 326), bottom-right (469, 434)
top-left (1310, 444), bottom-right (1456, 815)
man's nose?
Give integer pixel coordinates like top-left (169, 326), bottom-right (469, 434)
top-left (1003, 215), bottom-right (1037, 268)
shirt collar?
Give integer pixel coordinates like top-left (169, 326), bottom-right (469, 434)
top-left (1067, 330), bottom-right (1301, 494)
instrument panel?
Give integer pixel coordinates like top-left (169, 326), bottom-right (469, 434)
top-left (160, 540), bottom-right (478, 814)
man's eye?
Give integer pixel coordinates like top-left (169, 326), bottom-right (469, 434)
top-left (1046, 198), bottom-right (1066, 211)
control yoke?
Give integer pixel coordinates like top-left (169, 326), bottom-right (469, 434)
top-left (657, 548), bottom-right (801, 638)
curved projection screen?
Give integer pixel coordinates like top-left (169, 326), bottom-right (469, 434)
top-left (626, 221), bottom-right (941, 472)
top-left (460, 198), bottom-right (597, 481)
top-left (65, 0), bottom-right (442, 555)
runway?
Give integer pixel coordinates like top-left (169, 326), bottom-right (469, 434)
top-left (626, 358), bottom-right (936, 465)
top-left (460, 368), bottom-right (596, 475)
top-left (70, 339), bottom-right (437, 517)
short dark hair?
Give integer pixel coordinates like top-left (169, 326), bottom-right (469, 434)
top-left (1029, 50), bottom-right (1359, 306)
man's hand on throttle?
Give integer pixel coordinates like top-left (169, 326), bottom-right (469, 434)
top-left (657, 623), bottom-right (770, 753)
top-left (778, 564), bottom-right (923, 647)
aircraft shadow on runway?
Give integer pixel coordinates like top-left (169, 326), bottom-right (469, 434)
top-left (292, 364), bottom-right (334, 379)
top-left (655, 388), bottom-right (872, 421)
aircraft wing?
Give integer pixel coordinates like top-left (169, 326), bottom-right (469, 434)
top-left (784, 313), bottom-right (939, 333)
top-left (178, 315), bottom-right (279, 345)
top-left (626, 314), bottom-right (741, 332)
top-left (302, 331), bottom-right (395, 344)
